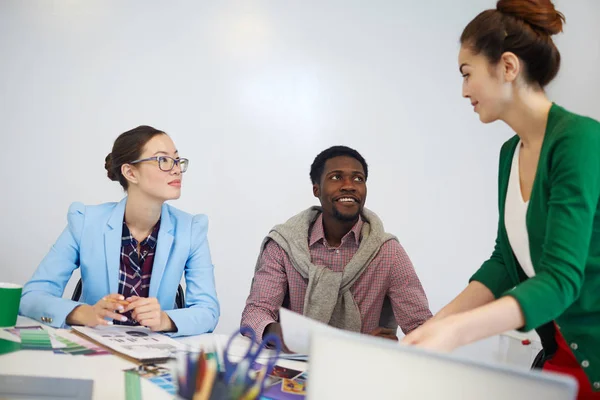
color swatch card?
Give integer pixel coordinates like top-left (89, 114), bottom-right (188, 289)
top-left (19, 329), bottom-right (52, 351)
top-left (124, 365), bottom-right (177, 396)
top-left (53, 330), bottom-right (110, 356)
top-left (5, 326), bottom-right (66, 350)
top-left (124, 369), bottom-right (142, 400)
top-left (1, 326), bottom-right (109, 356)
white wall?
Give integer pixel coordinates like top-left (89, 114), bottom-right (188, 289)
top-left (547, 2), bottom-right (600, 117)
top-left (0, 0), bottom-right (598, 362)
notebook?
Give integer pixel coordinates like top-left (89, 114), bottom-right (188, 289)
top-left (0, 375), bottom-right (93, 400)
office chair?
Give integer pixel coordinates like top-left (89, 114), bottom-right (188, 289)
top-left (531, 321), bottom-right (558, 369)
top-left (71, 278), bottom-right (185, 309)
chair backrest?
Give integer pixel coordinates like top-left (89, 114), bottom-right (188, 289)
top-left (175, 284), bottom-right (185, 309)
top-left (71, 279), bottom-right (185, 309)
top-left (531, 321), bottom-right (558, 369)
top-left (532, 349), bottom-right (549, 369)
top-left (307, 329), bottom-right (578, 400)
top-left (71, 279), bottom-right (83, 302)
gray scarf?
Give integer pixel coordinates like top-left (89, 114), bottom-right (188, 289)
top-left (254, 206), bottom-right (398, 332)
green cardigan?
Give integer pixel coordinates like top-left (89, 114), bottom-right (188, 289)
top-left (470, 103), bottom-right (600, 390)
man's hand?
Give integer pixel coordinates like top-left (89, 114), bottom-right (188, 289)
top-left (369, 327), bottom-right (399, 341)
top-left (265, 322), bottom-right (293, 353)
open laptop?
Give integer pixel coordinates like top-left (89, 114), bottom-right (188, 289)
top-left (307, 329), bottom-right (577, 399)
top-left (0, 375), bottom-right (93, 400)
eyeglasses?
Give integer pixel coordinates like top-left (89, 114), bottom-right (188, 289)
top-left (129, 156), bottom-right (189, 173)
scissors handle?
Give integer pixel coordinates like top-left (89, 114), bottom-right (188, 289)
top-left (255, 333), bottom-right (282, 374)
top-left (223, 326), bottom-right (256, 382)
top-left (237, 333), bottom-right (282, 398)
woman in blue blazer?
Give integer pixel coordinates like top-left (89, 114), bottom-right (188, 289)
top-left (20, 126), bottom-right (220, 337)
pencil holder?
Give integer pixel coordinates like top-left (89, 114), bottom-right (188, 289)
top-left (173, 348), bottom-right (276, 400)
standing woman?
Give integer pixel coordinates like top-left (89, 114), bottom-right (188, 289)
top-left (403, 0), bottom-right (600, 397)
top-left (20, 126), bottom-right (220, 337)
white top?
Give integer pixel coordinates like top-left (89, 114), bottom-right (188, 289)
top-left (505, 141), bottom-right (536, 278)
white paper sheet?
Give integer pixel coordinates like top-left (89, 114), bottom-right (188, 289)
top-left (279, 308), bottom-right (344, 355)
top-left (72, 325), bottom-right (185, 361)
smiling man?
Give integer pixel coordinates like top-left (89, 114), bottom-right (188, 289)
top-left (241, 146), bottom-right (432, 347)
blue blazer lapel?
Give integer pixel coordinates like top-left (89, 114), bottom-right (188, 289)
top-left (149, 204), bottom-right (174, 298)
top-left (105, 198), bottom-right (127, 295)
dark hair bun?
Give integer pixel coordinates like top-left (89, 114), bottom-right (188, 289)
top-left (497, 0), bottom-right (565, 35)
top-left (105, 153), bottom-right (119, 181)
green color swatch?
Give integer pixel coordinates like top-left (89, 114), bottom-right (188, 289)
top-left (124, 369), bottom-right (142, 400)
top-left (53, 335), bottom-right (96, 355)
top-left (20, 329), bottom-right (52, 351)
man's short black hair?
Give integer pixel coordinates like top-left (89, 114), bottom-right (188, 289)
top-left (309, 145), bottom-right (368, 184)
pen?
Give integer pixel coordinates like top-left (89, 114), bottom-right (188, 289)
top-left (214, 337), bottom-right (224, 372)
top-left (194, 358), bottom-right (217, 400)
top-left (194, 350), bottom-right (206, 395)
top-left (107, 299), bottom-right (131, 307)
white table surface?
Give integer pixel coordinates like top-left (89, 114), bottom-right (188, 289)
top-left (0, 317), bottom-right (307, 399)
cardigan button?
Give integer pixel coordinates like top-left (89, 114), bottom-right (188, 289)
top-left (570, 343), bottom-right (578, 350)
top-left (593, 382), bottom-right (600, 389)
top-left (582, 360), bottom-right (590, 368)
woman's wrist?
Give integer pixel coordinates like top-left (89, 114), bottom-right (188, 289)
top-left (66, 304), bottom-right (90, 326)
top-left (448, 313), bottom-right (472, 347)
top-left (159, 311), bottom-right (177, 332)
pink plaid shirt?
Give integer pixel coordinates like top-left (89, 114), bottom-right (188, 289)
top-left (241, 214), bottom-right (432, 340)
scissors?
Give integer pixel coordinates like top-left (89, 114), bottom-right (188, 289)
top-left (223, 326), bottom-right (282, 398)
